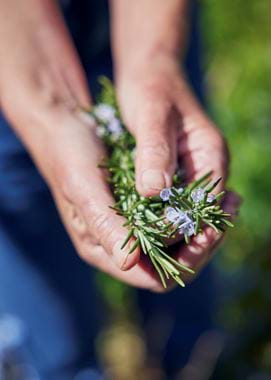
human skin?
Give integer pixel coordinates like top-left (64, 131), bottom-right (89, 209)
top-left (0, 0), bottom-right (239, 291)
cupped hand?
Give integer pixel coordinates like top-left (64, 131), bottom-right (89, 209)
top-left (1, 80), bottom-right (167, 289)
top-left (0, 1), bottom-right (240, 292)
top-left (116, 58), bottom-right (240, 281)
top-left (0, 0), bottom-right (165, 290)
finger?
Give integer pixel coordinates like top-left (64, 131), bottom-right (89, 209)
top-left (84, 199), bottom-right (141, 271)
top-left (119, 86), bottom-right (180, 196)
top-left (178, 119), bottom-right (229, 193)
top-left (174, 76), bottom-right (229, 191)
top-left (134, 100), bottom-right (179, 196)
top-left (53, 190), bottom-right (164, 290)
top-left (56, 185), bottom-right (141, 272)
top-left (80, 244), bottom-right (164, 291)
top-left (176, 191), bottom-right (241, 278)
top-left (51, 116), bottom-right (140, 271)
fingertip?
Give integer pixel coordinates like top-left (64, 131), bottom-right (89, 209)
top-left (141, 169), bottom-right (167, 192)
top-left (121, 247), bottom-right (141, 271)
top-left (112, 239), bottom-right (140, 271)
top-left (136, 185), bottom-right (160, 198)
top-left (136, 169), bottom-right (171, 197)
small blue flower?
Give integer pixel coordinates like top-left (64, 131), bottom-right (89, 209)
top-left (177, 187), bottom-right (184, 194)
top-left (191, 187), bottom-right (205, 203)
top-left (179, 219), bottom-right (195, 236)
top-left (160, 188), bottom-right (173, 201)
top-left (108, 117), bottom-right (123, 137)
top-left (207, 194), bottom-right (216, 203)
top-left (165, 207), bottom-right (187, 225)
top-left (94, 104), bottom-right (115, 123)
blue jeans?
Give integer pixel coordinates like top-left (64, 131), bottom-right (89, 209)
top-left (0, 3), bottom-right (217, 379)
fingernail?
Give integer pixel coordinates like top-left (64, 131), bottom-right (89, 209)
top-left (113, 238), bottom-right (140, 270)
top-left (141, 169), bottom-right (166, 191)
top-left (112, 241), bottom-right (129, 269)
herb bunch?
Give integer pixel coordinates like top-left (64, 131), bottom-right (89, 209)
top-left (86, 77), bottom-right (233, 288)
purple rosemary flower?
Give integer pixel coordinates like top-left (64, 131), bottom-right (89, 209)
top-left (177, 187), bottom-right (184, 194)
top-left (165, 207), bottom-right (187, 225)
top-left (207, 193), bottom-right (216, 203)
top-left (160, 188), bottom-right (173, 201)
top-left (108, 117), bottom-right (123, 137)
top-left (179, 219), bottom-right (196, 236)
top-left (191, 187), bottom-right (205, 203)
top-left (94, 104), bottom-right (115, 123)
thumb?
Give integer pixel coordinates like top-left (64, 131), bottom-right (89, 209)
top-left (120, 89), bottom-right (180, 196)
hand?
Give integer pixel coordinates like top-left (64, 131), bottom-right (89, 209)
top-left (0, 0), bottom-right (165, 290)
top-left (116, 58), bottom-right (240, 280)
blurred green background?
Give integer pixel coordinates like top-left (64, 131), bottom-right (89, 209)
top-left (202, 0), bottom-right (271, 377)
top-left (96, 1), bottom-right (271, 378)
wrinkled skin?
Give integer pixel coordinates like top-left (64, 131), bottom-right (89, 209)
top-left (0, 0), bottom-right (240, 291)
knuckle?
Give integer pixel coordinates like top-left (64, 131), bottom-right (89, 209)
top-left (58, 171), bottom-right (82, 202)
top-left (92, 211), bottom-right (117, 252)
top-left (143, 97), bottom-right (172, 119)
top-left (58, 169), bottom-right (93, 206)
top-left (141, 140), bottom-right (171, 160)
top-left (138, 80), bottom-right (172, 109)
top-left (91, 209), bottom-right (112, 237)
top-left (142, 80), bottom-right (164, 98)
top-left (66, 201), bottom-right (89, 238)
top-left (30, 67), bottom-right (76, 113)
top-left (1, 68), bottom-right (74, 122)
top-left (141, 76), bottom-right (171, 98)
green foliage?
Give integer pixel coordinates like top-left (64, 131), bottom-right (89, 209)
top-left (89, 78), bottom-right (233, 287)
top-left (201, 0), bottom-right (271, 376)
top-left (97, 76), bottom-right (118, 108)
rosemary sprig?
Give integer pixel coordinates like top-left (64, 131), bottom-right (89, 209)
top-left (85, 77), bottom-right (233, 288)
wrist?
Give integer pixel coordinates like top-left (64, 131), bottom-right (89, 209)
top-left (111, 0), bottom-right (189, 82)
top-left (115, 52), bottom-right (183, 86)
